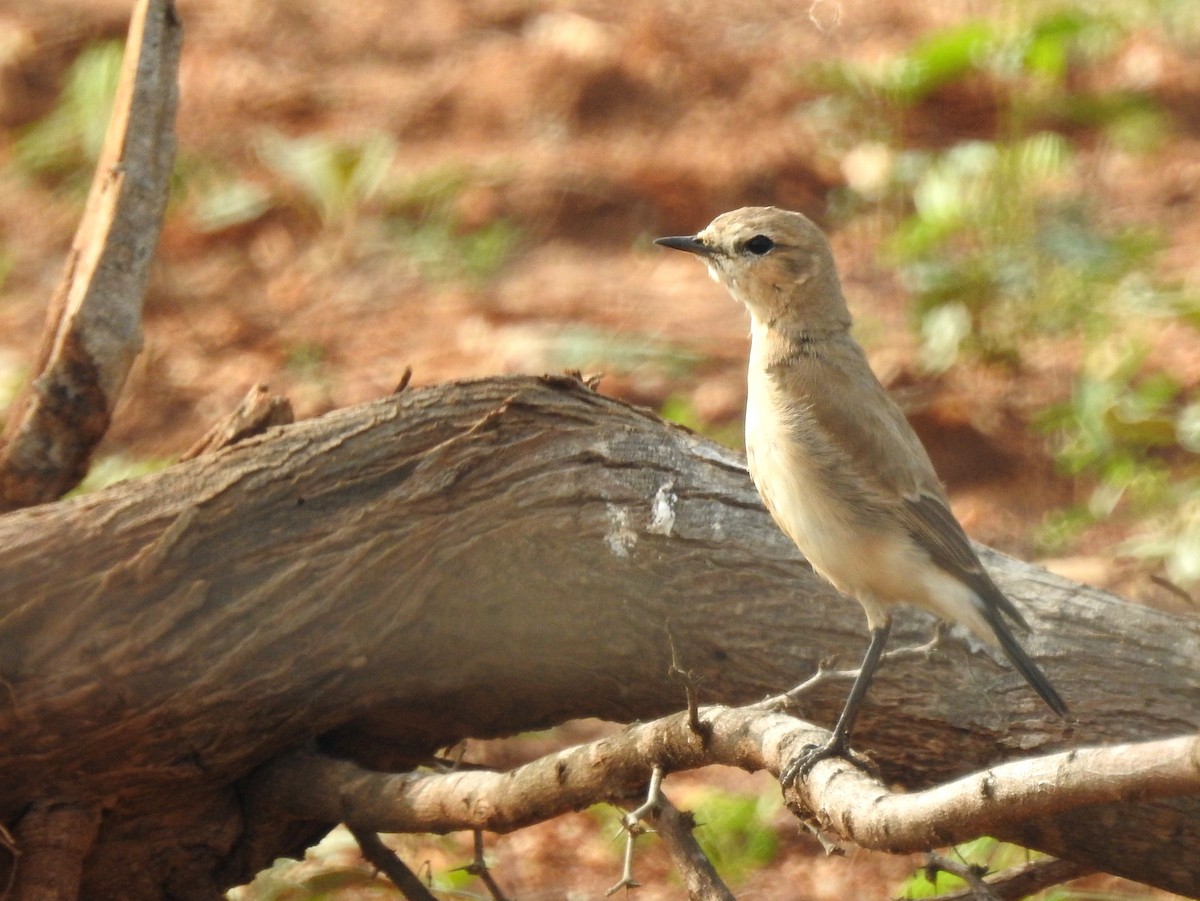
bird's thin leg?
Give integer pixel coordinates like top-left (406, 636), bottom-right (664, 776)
top-left (781, 620), bottom-right (892, 785)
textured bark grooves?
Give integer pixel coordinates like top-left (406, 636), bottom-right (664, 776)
top-left (0, 374), bottom-right (1197, 897)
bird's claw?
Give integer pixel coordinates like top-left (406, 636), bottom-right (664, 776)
top-left (780, 736), bottom-right (845, 786)
top-left (781, 734), bottom-right (877, 787)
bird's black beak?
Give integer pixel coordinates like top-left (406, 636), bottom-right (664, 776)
top-left (654, 235), bottom-right (714, 257)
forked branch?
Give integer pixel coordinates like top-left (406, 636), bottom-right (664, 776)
top-left (249, 706), bottom-right (1200, 858)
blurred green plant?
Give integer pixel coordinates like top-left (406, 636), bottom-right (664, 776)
top-left (389, 214), bottom-right (520, 286)
top-left (187, 173), bottom-right (273, 232)
top-left (285, 341), bottom-right (328, 379)
top-left (258, 131), bottom-right (396, 225)
top-left (1123, 486), bottom-right (1200, 591)
top-left (70, 454), bottom-right (173, 496)
top-left (658, 393), bottom-right (743, 449)
top-left (810, 4), bottom-right (1200, 588)
top-left (0, 246), bottom-right (14, 303)
top-left (899, 835), bottom-right (1164, 899)
top-left (1033, 323), bottom-right (1200, 575)
top-left (688, 789), bottom-right (780, 884)
top-left (886, 133), bottom-right (1161, 369)
top-left (898, 838), bottom-right (1046, 899)
top-left (14, 41), bottom-right (123, 183)
top-left (542, 325), bottom-right (703, 378)
top-left (384, 166), bottom-right (521, 286)
top-left (810, 9), bottom-right (1164, 143)
top-left (1038, 341), bottom-right (1178, 517)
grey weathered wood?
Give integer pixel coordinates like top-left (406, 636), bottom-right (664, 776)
top-left (0, 374), bottom-right (1197, 898)
top-left (0, 0), bottom-right (180, 512)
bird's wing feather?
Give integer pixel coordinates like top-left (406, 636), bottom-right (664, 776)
top-left (895, 492), bottom-right (1030, 631)
top-left (771, 338), bottom-right (942, 500)
top-left (773, 338), bottom-right (1030, 631)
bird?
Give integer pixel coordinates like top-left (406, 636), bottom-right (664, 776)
top-left (655, 207), bottom-right (1067, 782)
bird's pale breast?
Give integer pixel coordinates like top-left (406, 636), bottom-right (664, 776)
top-left (744, 340), bottom-right (988, 635)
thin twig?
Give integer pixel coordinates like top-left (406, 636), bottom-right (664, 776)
top-left (346, 825), bottom-right (438, 901)
top-left (607, 765), bottom-right (664, 896)
top-left (459, 831), bottom-right (511, 901)
top-left (759, 624), bottom-right (949, 711)
top-left (1149, 573), bottom-right (1195, 606)
top-left (606, 827), bottom-right (642, 896)
top-left (926, 857), bottom-right (1095, 901)
top-left (925, 851), bottom-right (1001, 901)
top-left (666, 623), bottom-right (709, 742)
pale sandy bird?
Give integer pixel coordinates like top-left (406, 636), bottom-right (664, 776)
top-left (656, 207), bottom-right (1066, 780)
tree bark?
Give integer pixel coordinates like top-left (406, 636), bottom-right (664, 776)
top-left (0, 0), bottom-right (179, 511)
top-left (0, 374), bottom-right (1197, 898)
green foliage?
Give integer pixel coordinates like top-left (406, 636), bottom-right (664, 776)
top-left (286, 341), bottom-right (328, 378)
top-left (882, 22), bottom-right (998, 102)
top-left (188, 174), bottom-right (273, 232)
top-left (542, 326), bottom-right (703, 378)
top-left (820, 8), bottom-right (1146, 125)
top-left (384, 166), bottom-right (522, 286)
top-left (886, 133), bottom-right (1161, 369)
top-left (898, 838), bottom-right (1042, 898)
top-left (258, 131), bottom-right (396, 225)
top-left (658, 394), bottom-right (743, 449)
top-left (389, 215), bottom-right (520, 286)
top-left (0, 246), bottom-right (13, 303)
top-left (900, 836), bottom-right (1166, 900)
top-left (1123, 487), bottom-right (1200, 589)
top-left (70, 455), bottom-right (174, 496)
top-left (810, 3), bottom-right (1200, 583)
top-left (14, 41), bottom-right (124, 183)
top-left (688, 790), bottom-right (780, 883)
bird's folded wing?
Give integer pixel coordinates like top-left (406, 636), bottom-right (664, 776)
top-left (896, 492), bottom-right (1031, 631)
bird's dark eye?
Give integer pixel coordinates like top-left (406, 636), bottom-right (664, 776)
top-left (744, 235), bottom-right (774, 256)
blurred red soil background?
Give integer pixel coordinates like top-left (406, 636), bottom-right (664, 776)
top-left (0, 0), bottom-right (1197, 898)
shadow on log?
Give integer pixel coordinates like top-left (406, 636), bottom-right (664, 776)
top-left (0, 374), bottom-right (1198, 898)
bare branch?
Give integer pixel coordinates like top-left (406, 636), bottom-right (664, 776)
top-left (249, 707), bottom-right (1200, 855)
top-left (345, 826), bottom-right (437, 901)
top-left (393, 366), bottom-right (414, 395)
top-left (0, 0), bottom-right (181, 511)
top-left (762, 623), bottom-right (949, 712)
top-left (653, 797), bottom-right (736, 901)
top-left (667, 623), bottom-right (709, 742)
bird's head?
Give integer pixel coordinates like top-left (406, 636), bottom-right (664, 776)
top-left (656, 206), bottom-right (851, 333)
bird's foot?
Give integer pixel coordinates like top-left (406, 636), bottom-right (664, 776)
top-left (780, 733), bottom-right (874, 787)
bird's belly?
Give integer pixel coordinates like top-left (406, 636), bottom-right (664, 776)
top-left (747, 430), bottom-right (989, 635)
top-left (745, 421), bottom-right (866, 589)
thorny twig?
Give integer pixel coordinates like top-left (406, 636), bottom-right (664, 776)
top-left (652, 797), bottom-right (736, 901)
top-left (925, 856), bottom-right (1094, 901)
top-left (666, 623), bottom-right (710, 742)
top-left (759, 623), bottom-right (950, 711)
top-left (347, 825), bottom-right (438, 901)
top-left (606, 765), bottom-right (665, 896)
top-left (925, 850), bottom-right (1002, 901)
top-left (457, 830), bottom-right (511, 901)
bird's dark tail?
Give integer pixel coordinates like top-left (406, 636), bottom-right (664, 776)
top-left (986, 609), bottom-right (1068, 717)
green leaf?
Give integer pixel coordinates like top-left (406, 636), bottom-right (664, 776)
top-left (886, 22), bottom-right (997, 102)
